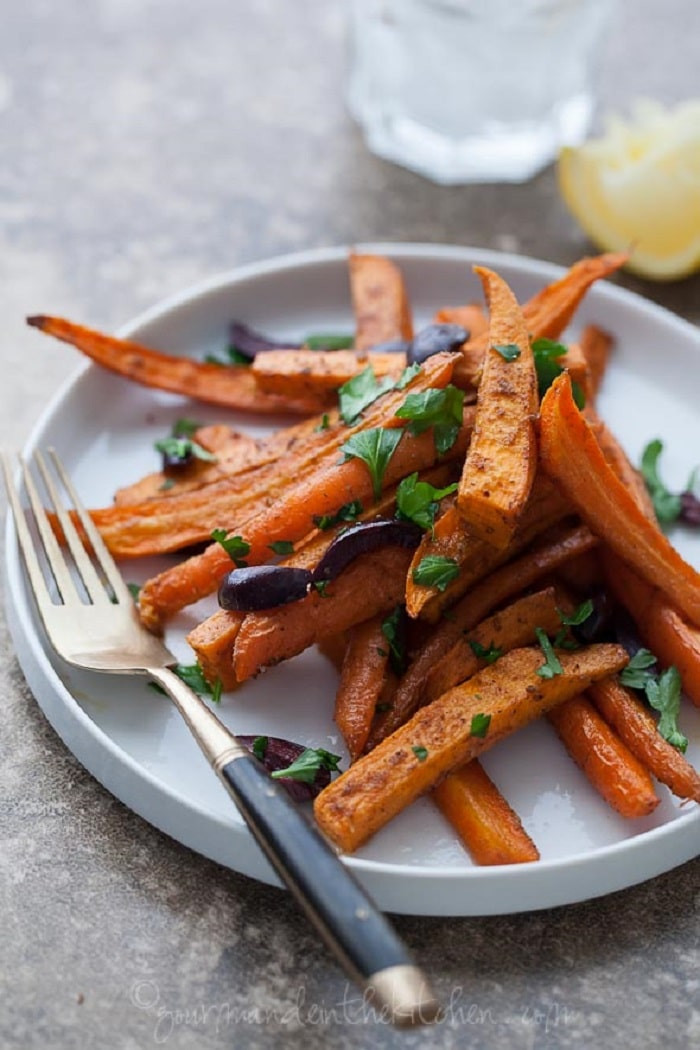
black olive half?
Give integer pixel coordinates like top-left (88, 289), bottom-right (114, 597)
top-left (407, 323), bottom-right (469, 365)
top-left (312, 519), bottom-right (423, 583)
top-left (229, 320), bottom-right (301, 361)
top-left (571, 591), bottom-right (614, 645)
top-left (218, 565), bottom-right (312, 611)
top-left (236, 735), bottom-right (332, 802)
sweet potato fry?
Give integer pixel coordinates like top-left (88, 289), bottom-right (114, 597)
top-left (432, 760), bottom-right (540, 865)
top-left (452, 253), bottom-right (628, 388)
top-left (139, 356), bottom-right (467, 629)
top-left (579, 324), bottom-right (614, 401)
top-left (406, 473), bottom-right (572, 621)
top-left (335, 616), bottom-right (391, 762)
top-left (233, 547), bottom-right (414, 682)
top-left (313, 643), bottom-right (628, 853)
top-left (373, 588), bottom-right (564, 743)
top-left (539, 373), bottom-right (700, 628)
top-left (456, 267), bottom-right (538, 548)
top-left (589, 677), bottom-right (700, 801)
top-left (603, 555), bottom-right (700, 708)
top-left (349, 253), bottom-right (413, 353)
top-left (377, 525), bottom-right (598, 747)
top-left (547, 695), bottom-right (659, 818)
top-left (252, 349), bottom-right (406, 398)
top-left (26, 315), bottom-right (331, 415)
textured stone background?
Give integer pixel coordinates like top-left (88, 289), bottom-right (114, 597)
top-left (1, 2), bottom-right (699, 1047)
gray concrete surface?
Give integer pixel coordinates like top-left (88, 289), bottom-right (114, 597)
top-left (1, 2), bottom-right (698, 1047)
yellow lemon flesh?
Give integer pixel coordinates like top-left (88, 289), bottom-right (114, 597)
top-left (558, 99), bottom-right (700, 280)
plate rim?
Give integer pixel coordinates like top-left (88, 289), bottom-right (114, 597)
top-left (7, 241), bottom-right (700, 915)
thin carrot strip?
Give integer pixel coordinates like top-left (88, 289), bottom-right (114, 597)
top-left (26, 315), bottom-right (331, 415)
top-left (432, 761), bottom-right (540, 865)
top-left (539, 373), bottom-right (700, 628)
top-left (252, 350), bottom-right (406, 398)
top-left (589, 677), bottom-right (700, 801)
top-left (547, 695), bottom-right (659, 818)
top-left (335, 616), bottom-right (391, 762)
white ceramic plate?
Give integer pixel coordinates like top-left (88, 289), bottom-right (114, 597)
top-left (5, 244), bottom-right (700, 916)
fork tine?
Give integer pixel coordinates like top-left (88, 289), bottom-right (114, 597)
top-left (2, 451), bottom-right (80, 605)
top-left (47, 447), bottom-right (134, 606)
top-left (34, 449), bottom-right (114, 607)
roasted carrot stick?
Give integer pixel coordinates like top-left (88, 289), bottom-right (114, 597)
top-left (335, 616), bottom-right (391, 762)
top-left (313, 644), bottom-right (628, 853)
top-left (186, 610), bottom-right (244, 691)
top-left (539, 373), bottom-right (700, 628)
top-left (603, 554), bottom-right (700, 708)
top-left (26, 315), bottom-right (331, 415)
top-left (579, 324), bottom-right (614, 401)
top-left (373, 587), bottom-right (564, 743)
top-left (432, 303), bottom-right (489, 337)
top-left (349, 253), bottom-right (414, 353)
top-left (432, 760), bottom-right (540, 865)
top-left (547, 695), bottom-right (659, 818)
top-left (406, 473), bottom-right (571, 621)
top-left (585, 410), bottom-right (656, 519)
top-left (456, 266), bottom-right (538, 548)
top-left (252, 349), bottom-right (406, 398)
top-left (588, 677), bottom-right (700, 801)
top-left (233, 547), bottom-right (414, 682)
top-left (451, 253), bottom-right (628, 388)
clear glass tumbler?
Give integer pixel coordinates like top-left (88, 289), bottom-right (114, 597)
top-left (347, 0), bottom-right (615, 184)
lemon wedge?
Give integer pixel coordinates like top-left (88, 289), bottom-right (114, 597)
top-left (558, 100), bottom-right (700, 280)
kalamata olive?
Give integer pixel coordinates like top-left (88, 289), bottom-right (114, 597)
top-left (680, 490), bottom-right (700, 526)
top-left (218, 565), bottom-right (312, 611)
top-left (614, 608), bottom-right (650, 660)
top-left (407, 323), bottom-right (469, 365)
top-left (572, 590), bottom-right (614, 645)
top-left (236, 735), bottom-right (333, 802)
top-left (229, 320), bottom-right (301, 361)
top-left (312, 519), bottom-right (423, 583)
top-left (162, 447), bottom-right (193, 471)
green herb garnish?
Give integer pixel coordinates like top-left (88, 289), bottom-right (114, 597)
top-left (470, 713), bottom-right (491, 738)
top-left (535, 627), bottom-right (564, 678)
top-left (412, 745), bottom-right (429, 762)
top-left (645, 667), bottom-right (688, 752)
top-left (268, 540), bottom-right (295, 556)
top-left (171, 418), bottom-right (202, 438)
top-left (314, 413), bottom-right (331, 432)
top-left (492, 343), bottom-right (521, 362)
top-left (150, 663), bottom-right (223, 704)
top-left (395, 472), bottom-right (458, 531)
top-left (412, 555), bottom-right (460, 592)
top-left (338, 365), bottom-right (397, 425)
top-left (341, 427), bottom-right (403, 500)
top-left (314, 580), bottom-right (330, 597)
top-left (558, 600), bottom-right (594, 627)
top-left (271, 747), bottom-right (342, 783)
top-left (531, 337), bottom-right (585, 409)
top-left (313, 500), bottom-right (363, 531)
top-left (395, 363), bottom-right (422, 389)
top-left (127, 582), bottom-right (141, 602)
top-left (395, 385), bottom-right (465, 455)
top-left (305, 333), bottom-right (354, 351)
top-left (640, 440), bottom-right (683, 524)
top-left (619, 648), bottom-right (657, 690)
top-left (210, 528), bottom-right (250, 567)
top-left (381, 605), bottom-right (408, 675)
top-left (154, 436), bottom-right (218, 465)
top-left (159, 478), bottom-right (176, 492)
top-left (468, 640), bottom-right (503, 665)
top-left (252, 736), bottom-right (268, 761)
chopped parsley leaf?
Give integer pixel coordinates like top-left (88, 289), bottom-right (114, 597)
top-left (412, 555), bottom-right (460, 592)
top-left (338, 366), bottom-right (397, 425)
top-left (535, 627), bottom-right (563, 678)
top-left (210, 528), bottom-right (250, 567)
top-left (470, 713), bottom-right (491, 738)
top-left (395, 472), bottom-right (458, 531)
top-left (268, 540), bottom-right (295, 556)
top-left (395, 385), bottom-right (465, 455)
top-left (468, 639), bottom-right (503, 664)
top-left (341, 427), bottom-right (403, 500)
top-left (492, 343), bottom-right (521, 362)
top-left (313, 500), bottom-right (363, 531)
top-left (271, 747), bottom-right (341, 783)
top-left (412, 745), bottom-right (429, 762)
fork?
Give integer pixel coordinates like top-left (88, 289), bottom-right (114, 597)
top-left (2, 448), bottom-right (440, 1027)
